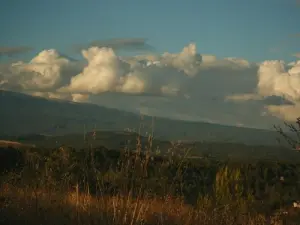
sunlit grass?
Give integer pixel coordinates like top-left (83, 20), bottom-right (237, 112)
top-left (0, 183), bottom-right (270, 225)
top-left (0, 120), bottom-right (295, 225)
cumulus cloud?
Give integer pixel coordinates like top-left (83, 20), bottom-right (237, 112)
top-left (1, 49), bottom-right (83, 92)
top-left (257, 60), bottom-right (300, 119)
top-left (1, 43), bottom-right (204, 102)
top-left (59, 47), bottom-right (134, 94)
top-left (60, 43), bottom-right (204, 96)
top-left (1, 42), bottom-right (266, 127)
top-left (68, 42), bottom-right (252, 99)
top-left (226, 60), bottom-right (300, 122)
top-left (257, 60), bottom-right (300, 101)
top-left (161, 43), bottom-right (201, 76)
top-left (0, 49), bottom-right (87, 102)
top-left (19, 50), bottom-right (71, 90)
top-left (3, 41), bottom-right (296, 127)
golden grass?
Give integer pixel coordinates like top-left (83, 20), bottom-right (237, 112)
top-left (0, 183), bottom-right (271, 225)
top-left (0, 122), bottom-right (292, 224)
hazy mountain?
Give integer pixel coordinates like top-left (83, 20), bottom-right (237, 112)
top-left (0, 90), bottom-right (287, 146)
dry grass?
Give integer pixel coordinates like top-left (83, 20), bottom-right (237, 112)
top-left (0, 183), bottom-right (272, 225)
top-left (0, 122), bottom-right (291, 225)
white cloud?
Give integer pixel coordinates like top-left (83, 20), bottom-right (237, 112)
top-left (258, 60), bottom-right (300, 101)
top-left (0, 49), bottom-right (87, 102)
top-left (226, 60), bottom-right (300, 122)
top-left (60, 47), bottom-right (132, 94)
top-left (19, 49), bottom-right (70, 90)
top-left (1, 49), bottom-right (82, 92)
top-left (161, 43), bottom-right (201, 77)
top-left (201, 54), bottom-right (217, 63)
top-left (60, 44), bottom-right (203, 96)
top-left (117, 72), bottom-right (145, 94)
top-left (1, 43), bottom-right (256, 100)
top-left (3, 42), bottom-right (296, 128)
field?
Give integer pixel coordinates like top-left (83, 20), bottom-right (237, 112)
top-left (1, 130), bottom-right (300, 225)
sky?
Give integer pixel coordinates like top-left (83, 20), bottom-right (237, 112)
top-left (1, 0), bottom-right (300, 130)
top-left (1, 0), bottom-right (300, 61)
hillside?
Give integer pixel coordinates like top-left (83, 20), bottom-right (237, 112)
top-left (0, 90), bottom-right (286, 146)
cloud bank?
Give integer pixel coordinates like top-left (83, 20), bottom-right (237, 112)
top-left (1, 42), bottom-right (299, 128)
top-left (227, 60), bottom-right (300, 122)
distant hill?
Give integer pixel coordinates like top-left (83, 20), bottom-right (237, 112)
top-left (0, 90), bottom-right (288, 146)
top-left (2, 130), bottom-right (299, 163)
top-left (0, 140), bottom-right (35, 148)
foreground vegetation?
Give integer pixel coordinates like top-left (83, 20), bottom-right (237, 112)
top-left (1, 127), bottom-right (300, 225)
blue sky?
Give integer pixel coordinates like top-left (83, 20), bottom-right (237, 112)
top-left (1, 0), bottom-right (300, 62)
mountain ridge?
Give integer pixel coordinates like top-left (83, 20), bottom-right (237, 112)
top-left (0, 90), bottom-right (286, 146)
